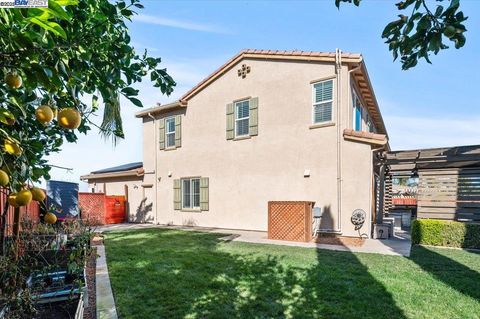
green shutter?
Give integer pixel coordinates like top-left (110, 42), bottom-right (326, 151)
top-left (159, 118), bottom-right (165, 150)
top-left (249, 97), bottom-right (258, 136)
top-left (226, 103), bottom-right (234, 140)
top-left (175, 115), bottom-right (181, 148)
top-left (200, 177), bottom-right (209, 211)
top-left (173, 179), bottom-right (181, 210)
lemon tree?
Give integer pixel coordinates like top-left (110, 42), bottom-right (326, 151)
top-left (0, 0), bottom-right (175, 219)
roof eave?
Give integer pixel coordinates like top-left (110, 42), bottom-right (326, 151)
top-left (343, 129), bottom-right (388, 147)
top-left (80, 168), bottom-right (144, 181)
top-left (135, 101), bottom-right (187, 118)
top-left (180, 50), bottom-right (363, 102)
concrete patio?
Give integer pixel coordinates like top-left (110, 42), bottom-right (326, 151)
top-left (96, 223), bottom-right (411, 256)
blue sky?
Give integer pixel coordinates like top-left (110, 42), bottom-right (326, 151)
top-left (47, 0), bottom-right (480, 188)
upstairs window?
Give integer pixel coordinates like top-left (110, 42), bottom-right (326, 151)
top-left (352, 91), bottom-right (363, 131)
top-left (165, 117), bottom-right (176, 148)
top-left (235, 100), bottom-right (250, 137)
top-left (312, 80), bottom-right (333, 124)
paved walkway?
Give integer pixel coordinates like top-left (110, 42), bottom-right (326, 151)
top-left (95, 244), bottom-right (118, 319)
top-left (97, 223), bottom-right (411, 256)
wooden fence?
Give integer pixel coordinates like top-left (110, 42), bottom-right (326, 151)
top-left (0, 188), bottom-right (42, 238)
top-left (418, 168), bottom-right (480, 222)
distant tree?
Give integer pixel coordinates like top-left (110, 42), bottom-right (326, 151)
top-left (335, 0), bottom-right (467, 70)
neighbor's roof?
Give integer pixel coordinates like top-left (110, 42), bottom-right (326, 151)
top-left (91, 162), bottom-right (143, 174)
top-left (80, 162), bottom-right (144, 181)
top-left (135, 49), bottom-right (387, 135)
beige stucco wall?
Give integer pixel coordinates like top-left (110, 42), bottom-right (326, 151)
top-left (87, 175), bottom-right (150, 223)
top-left (143, 58), bottom-right (377, 237)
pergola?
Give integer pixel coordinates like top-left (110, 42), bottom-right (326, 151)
top-left (376, 145), bottom-right (480, 224)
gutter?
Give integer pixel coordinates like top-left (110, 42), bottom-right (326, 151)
top-left (147, 112), bottom-right (159, 225)
top-left (135, 101), bottom-right (186, 118)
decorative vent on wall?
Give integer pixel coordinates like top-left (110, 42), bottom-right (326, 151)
top-left (237, 64), bottom-right (251, 78)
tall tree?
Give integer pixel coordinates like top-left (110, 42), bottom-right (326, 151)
top-left (336, 0), bottom-right (468, 70)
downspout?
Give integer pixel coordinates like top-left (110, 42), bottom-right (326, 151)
top-left (335, 48), bottom-right (342, 233)
top-left (147, 113), bottom-right (158, 224)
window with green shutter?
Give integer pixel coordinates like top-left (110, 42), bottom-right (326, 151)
top-left (161, 115), bottom-right (182, 150)
top-left (159, 118), bottom-right (165, 150)
top-left (226, 97), bottom-right (258, 140)
top-left (226, 103), bottom-right (234, 140)
top-left (312, 80), bottom-right (333, 124)
top-left (174, 177), bottom-right (209, 211)
top-left (173, 179), bottom-right (181, 210)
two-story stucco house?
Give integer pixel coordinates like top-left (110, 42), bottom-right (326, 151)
top-left (134, 49), bottom-right (389, 237)
top-left (83, 49), bottom-right (389, 238)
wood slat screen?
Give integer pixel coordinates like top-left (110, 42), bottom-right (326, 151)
top-left (418, 168), bottom-right (480, 222)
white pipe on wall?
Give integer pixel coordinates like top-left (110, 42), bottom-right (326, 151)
top-left (335, 48), bottom-right (343, 233)
top-left (147, 113), bottom-right (159, 224)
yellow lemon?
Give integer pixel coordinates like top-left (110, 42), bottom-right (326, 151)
top-left (4, 139), bottom-right (22, 156)
top-left (5, 73), bottom-right (22, 89)
top-left (31, 187), bottom-right (46, 202)
top-left (35, 105), bottom-right (54, 124)
top-left (15, 189), bottom-right (32, 206)
top-left (44, 212), bottom-right (57, 225)
top-left (0, 170), bottom-right (9, 186)
top-left (57, 108), bottom-right (81, 129)
top-left (8, 194), bottom-right (18, 207)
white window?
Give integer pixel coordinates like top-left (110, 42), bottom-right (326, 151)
top-left (182, 178), bottom-right (200, 209)
top-left (235, 100), bottom-right (249, 137)
top-left (312, 80), bottom-right (333, 124)
top-left (165, 117), bottom-right (176, 148)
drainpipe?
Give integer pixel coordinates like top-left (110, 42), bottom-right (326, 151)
top-left (147, 113), bottom-right (158, 224)
top-left (335, 48), bottom-right (342, 233)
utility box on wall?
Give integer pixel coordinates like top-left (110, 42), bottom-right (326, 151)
top-left (268, 201), bottom-right (315, 242)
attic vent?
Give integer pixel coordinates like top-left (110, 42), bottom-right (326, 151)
top-left (237, 64), bottom-right (251, 78)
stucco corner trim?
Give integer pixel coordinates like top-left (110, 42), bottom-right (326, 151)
top-left (309, 122), bottom-right (335, 130)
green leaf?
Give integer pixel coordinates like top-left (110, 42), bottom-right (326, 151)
top-left (121, 87), bottom-right (139, 96)
top-left (48, 0), bottom-right (72, 20)
top-left (27, 17), bottom-right (67, 39)
top-left (128, 97), bottom-right (143, 107)
top-left (53, 0), bottom-right (78, 6)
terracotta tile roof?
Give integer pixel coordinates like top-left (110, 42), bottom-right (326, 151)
top-left (180, 49), bottom-right (362, 102)
top-left (240, 49), bottom-right (362, 59)
top-left (343, 129), bottom-right (387, 141)
top-left (343, 129), bottom-right (388, 147)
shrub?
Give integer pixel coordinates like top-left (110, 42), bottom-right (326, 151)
top-left (411, 219), bottom-right (480, 249)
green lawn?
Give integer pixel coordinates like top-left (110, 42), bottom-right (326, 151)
top-left (104, 229), bottom-right (480, 319)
